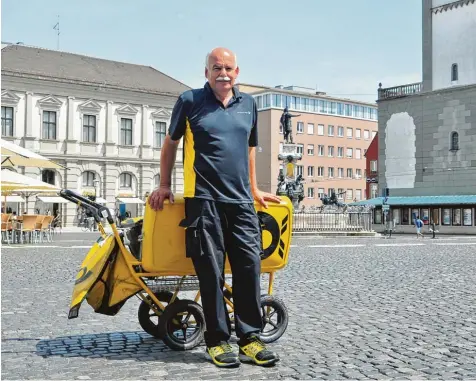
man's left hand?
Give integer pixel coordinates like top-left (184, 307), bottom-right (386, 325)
top-left (252, 189), bottom-right (281, 209)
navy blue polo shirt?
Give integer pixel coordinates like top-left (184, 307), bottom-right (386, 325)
top-left (168, 82), bottom-right (258, 203)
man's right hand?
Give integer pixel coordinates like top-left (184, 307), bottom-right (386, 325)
top-left (148, 186), bottom-right (174, 211)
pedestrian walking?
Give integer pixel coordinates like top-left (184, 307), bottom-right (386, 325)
top-left (148, 47), bottom-right (281, 368)
top-left (415, 216), bottom-right (424, 238)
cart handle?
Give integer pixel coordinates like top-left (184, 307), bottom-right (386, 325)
top-left (59, 189), bottom-right (115, 225)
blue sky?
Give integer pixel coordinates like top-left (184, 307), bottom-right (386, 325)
top-left (1, 0), bottom-right (422, 103)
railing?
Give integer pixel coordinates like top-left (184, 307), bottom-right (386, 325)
top-left (378, 82), bottom-right (422, 100)
top-left (293, 211), bottom-right (373, 232)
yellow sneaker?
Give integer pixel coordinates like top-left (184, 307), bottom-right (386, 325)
top-left (205, 343), bottom-right (240, 368)
top-left (238, 335), bottom-right (280, 366)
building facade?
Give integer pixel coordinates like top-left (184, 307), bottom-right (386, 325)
top-left (1, 44), bottom-right (189, 226)
top-left (237, 84), bottom-right (378, 206)
top-left (364, 133), bottom-right (378, 200)
top-left (357, 0), bottom-right (476, 234)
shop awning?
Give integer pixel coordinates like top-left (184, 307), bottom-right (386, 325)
top-left (350, 195), bottom-right (476, 207)
top-left (37, 196), bottom-right (69, 204)
top-left (2, 195), bottom-right (25, 203)
top-left (95, 197), bottom-right (107, 204)
top-left (117, 197), bottom-right (144, 204)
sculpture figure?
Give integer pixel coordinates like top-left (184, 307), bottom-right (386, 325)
top-left (280, 107), bottom-right (301, 144)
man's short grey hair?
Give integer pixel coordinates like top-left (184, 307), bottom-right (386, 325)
top-left (205, 51), bottom-right (238, 69)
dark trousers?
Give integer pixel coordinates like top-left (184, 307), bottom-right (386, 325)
top-left (182, 198), bottom-right (263, 347)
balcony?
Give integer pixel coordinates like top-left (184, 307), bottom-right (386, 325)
top-left (377, 82), bottom-right (422, 100)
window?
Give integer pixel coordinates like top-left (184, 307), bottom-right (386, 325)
top-left (345, 104), bottom-right (352, 116)
top-left (370, 160), bottom-right (378, 173)
top-left (1, 106), bottom-right (14, 137)
top-left (307, 123), bottom-right (314, 134)
top-left (328, 125), bottom-right (334, 136)
top-left (337, 188), bottom-right (344, 199)
top-left (328, 146), bottom-right (334, 157)
top-left (82, 171), bottom-right (96, 187)
top-left (42, 170), bottom-right (55, 185)
top-left (330, 102), bottom-right (337, 114)
top-left (318, 188), bottom-right (325, 199)
top-left (317, 166), bottom-right (324, 177)
top-left (347, 168), bottom-right (353, 178)
top-left (308, 166), bottom-right (314, 177)
top-left (317, 124), bottom-right (324, 136)
top-left (42, 111), bottom-right (57, 140)
top-left (337, 103), bottom-right (344, 115)
top-left (370, 183), bottom-right (378, 199)
top-left (338, 168), bottom-right (344, 178)
top-left (337, 147), bottom-right (344, 157)
top-left (451, 63), bottom-right (458, 81)
top-left (82, 115), bottom-right (96, 143)
top-left (346, 189), bottom-right (353, 200)
top-left (318, 145), bottom-right (324, 156)
top-left (307, 187), bottom-right (315, 198)
top-left (347, 127), bottom-right (353, 138)
top-left (263, 94), bottom-right (271, 108)
top-left (120, 173), bottom-right (132, 188)
top-left (364, 129), bottom-right (370, 140)
top-left (356, 169), bottom-right (362, 179)
top-left (296, 165), bottom-right (303, 176)
top-left (154, 121), bottom-right (167, 148)
top-left (307, 144), bottom-right (314, 155)
top-left (355, 189), bottom-right (361, 201)
top-left (273, 94), bottom-right (282, 108)
top-left (120, 118), bottom-right (133, 145)
top-left (297, 122), bottom-right (304, 133)
top-left (356, 148), bottom-right (361, 159)
top-left (450, 132), bottom-right (459, 150)
top-left (346, 148), bottom-right (353, 158)
top-left (328, 167), bottom-right (334, 178)
top-left (297, 144), bottom-right (304, 154)
top-left (328, 188), bottom-right (335, 197)
top-left (337, 126), bottom-right (344, 137)
top-left (356, 129), bottom-right (361, 139)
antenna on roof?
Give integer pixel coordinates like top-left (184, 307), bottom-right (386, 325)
top-left (53, 15), bottom-right (60, 50)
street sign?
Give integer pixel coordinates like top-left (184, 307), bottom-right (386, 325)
top-left (382, 205), bottom-right (390, 211)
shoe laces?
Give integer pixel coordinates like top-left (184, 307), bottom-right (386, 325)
top-left (244, 338), bottom-right (266, 355)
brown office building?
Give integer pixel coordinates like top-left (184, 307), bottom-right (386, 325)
top-left (237, 84), bottom-right (378, 206)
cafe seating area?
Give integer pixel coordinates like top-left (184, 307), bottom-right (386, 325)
top-left (1, 213), bottom-right (59, 244)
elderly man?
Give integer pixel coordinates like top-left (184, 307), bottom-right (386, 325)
top-left (148, 47), bottom-right (281, 368)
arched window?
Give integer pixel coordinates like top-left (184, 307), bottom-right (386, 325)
top-left (450, 131), bottom-right (459, 151)
top-left (82, 171), bottom-right (96, 187)
top-left (42, 169), bottom-right (55, 185)
top-left (451, 63), bottom-right (458, 81)
top-left (120, 173), bottom-right (132, 189)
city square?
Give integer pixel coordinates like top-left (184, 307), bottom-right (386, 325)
top-left (2, 234), bottom-right (476, 380)
top-left (2, 0), bottom-right (476, 379)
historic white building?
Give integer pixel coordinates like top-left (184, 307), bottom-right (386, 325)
top-left (1, 43), bottom-right (189, 226)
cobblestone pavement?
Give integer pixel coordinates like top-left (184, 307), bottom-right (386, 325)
top-left (2, 234), bottom-right (476, 380)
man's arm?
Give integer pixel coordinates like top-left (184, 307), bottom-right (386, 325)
top-left (249, 147), bottom-right (259, 194)
top-left (159, 135), bottom-right (180, 188)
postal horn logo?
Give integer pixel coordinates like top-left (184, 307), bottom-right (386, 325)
top-left (257, 211), bottom-right (288, 260)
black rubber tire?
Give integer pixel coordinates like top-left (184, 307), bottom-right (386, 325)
top-left (137, 291), bottom-right (178, 339)
top-left (158, 299), bottom-right (206, 351)
top-left (259, 295), bottom-right (288, 343)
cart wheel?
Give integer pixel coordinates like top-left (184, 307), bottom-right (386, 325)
top-left (259, 295), bottom-right (288, 343)
top-left (158, 299), bottom-right (205, 351)
top-left (138, 291), bottom-right (179, 339)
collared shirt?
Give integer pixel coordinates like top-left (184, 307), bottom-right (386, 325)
top-left (168, 82), bottom-right (258, 203)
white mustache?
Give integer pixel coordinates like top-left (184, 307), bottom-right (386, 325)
top-left (216, 76), bottom-right (231, 82)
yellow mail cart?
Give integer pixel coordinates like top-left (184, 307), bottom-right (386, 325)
top-left (60, 189), bottom-right (293, 351)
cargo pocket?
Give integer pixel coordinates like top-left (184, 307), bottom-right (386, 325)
top-left (179, 216), bottom-right (204, 258)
